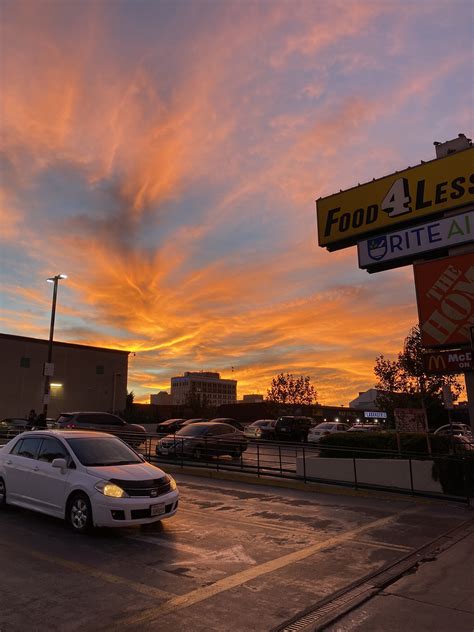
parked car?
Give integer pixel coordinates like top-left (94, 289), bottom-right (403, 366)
top-left (0, 430), bottom-right (179, 532)
top-left (156, 419), bottom-right (188, 434)
top-left (0, 418), bottom-right (28, 440)
top-left (451, 435), bottom-right (474, 453)
top-left (347, 424), bottom-right (380, 433)
top-left (156, 422), bottom-right (248, 459)
top-left (54, 412), bottom-right (146, 449)
top-left (180, 418), bottom-right (209, 427)
top-left (244, 419), bottom-right (276, 440)
top-left (273, 416), bottom-right (314, 442)
top-left (433, 423), bottom-right (472, 437)
top-left (307, 422), bottom-right (351, 443)
top-left (208, 417), bottom-right (245, 431)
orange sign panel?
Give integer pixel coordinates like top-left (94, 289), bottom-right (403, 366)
top-left (414, 252), bottom-right (474, 348)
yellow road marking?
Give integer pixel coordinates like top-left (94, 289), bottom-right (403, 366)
top-left (0, 541), bottom-right (173, 600)
top-left (111, 508), bottom-right (415, 629)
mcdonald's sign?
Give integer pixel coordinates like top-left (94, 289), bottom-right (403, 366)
top-left (423, 348), bottom-right (473, 375)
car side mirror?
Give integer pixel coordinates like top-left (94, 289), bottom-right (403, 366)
top-left (52, 458), bottom-right (67, 471)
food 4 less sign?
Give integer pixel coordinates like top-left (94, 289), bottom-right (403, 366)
top-left (317, 148), bottom-right (474, 251)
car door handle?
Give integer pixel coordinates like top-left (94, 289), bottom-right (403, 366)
top-left (33, 466), bottom-right (39, 471)
top-left (6, 460), bottom-right (12, 465)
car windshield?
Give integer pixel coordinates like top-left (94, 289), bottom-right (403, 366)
top-left (251, 421), bottom-right (269, 427)
top-left (314, 423), bottom-right (334, 430)
top-left (66, 437), bottom-right (143, 466)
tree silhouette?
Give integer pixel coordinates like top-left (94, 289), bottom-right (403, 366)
top-left (266, 373), bottom-right (317, 405)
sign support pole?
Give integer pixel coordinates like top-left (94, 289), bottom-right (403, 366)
top-left (467, 326), bottom-right (474, 436)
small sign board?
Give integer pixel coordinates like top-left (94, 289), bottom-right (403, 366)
top-left (414, 251), bottom-right (474, 348)
top-left (364, 411), bottom-right (388, 419)
top-left (43, 362), bottom-right (54, 377)
top-left (358, 209), bottom-right (473, 271)
top-left (423, 348), bottom-right (472, 374)
top-left (394, 408), bottom-right (428, 433)
top-left (317, 148), bottom-right (473, 251)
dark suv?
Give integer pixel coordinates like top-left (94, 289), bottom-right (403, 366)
top-left (273, 416), bottom-right (314, 442)
top-left (55, 412), bottom-right (146, 448)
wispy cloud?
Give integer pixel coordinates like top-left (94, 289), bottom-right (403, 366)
top-left (1, 0), bottom-right (471, 405)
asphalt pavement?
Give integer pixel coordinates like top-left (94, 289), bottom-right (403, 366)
top-left (327, 523), bottom-right (474, 631)
top-left (0, 472), bottom-right (472, 631)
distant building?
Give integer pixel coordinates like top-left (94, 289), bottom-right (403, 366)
top-left (349, 389), bottom-right (386, 410)
top-left (171, 371), bottom-right (237, 407)
top-left (0, 333), bottom-right (129, 419)
top-left (150, 391), bottom-right (172, 405)
top-left (242, 394), bottom-right (264, 403)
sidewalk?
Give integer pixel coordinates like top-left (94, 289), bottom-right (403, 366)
top-left (327, 528), bottom-right (474, 631)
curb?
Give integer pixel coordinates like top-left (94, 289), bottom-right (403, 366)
top-left (161, 463), bottom-right (448, 505)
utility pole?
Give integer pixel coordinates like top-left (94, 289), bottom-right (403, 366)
top-left (43, 274), bottom-right (67, 419)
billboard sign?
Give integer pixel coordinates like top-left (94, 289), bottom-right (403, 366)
top-left (317, 147), bottom-right (474, 251)
top-left (423, 349), bottom-right (472, 374)
top-left (358, 209), bottom-right (474, 271)
top-left (394, 408), bottom-right (428, 433)
top-left (414, 252), bottom-right (474, 348)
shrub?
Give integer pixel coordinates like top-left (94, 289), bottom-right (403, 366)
top-left (432, 456), bottom-right (474, 497)
top-left (318, 432), bottom-right (452, 459)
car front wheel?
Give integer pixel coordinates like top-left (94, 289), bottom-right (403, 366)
top-left (67, 493), bottom-right (93, 533)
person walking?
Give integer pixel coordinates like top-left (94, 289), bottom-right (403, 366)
top-left (26, 409), bottom-right (36, 430)
top-left (35, 413), bottom-right (47, 429)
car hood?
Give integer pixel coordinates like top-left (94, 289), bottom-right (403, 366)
top-left (86, 462), bottom-right (166, 481)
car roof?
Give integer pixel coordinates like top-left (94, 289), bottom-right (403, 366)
top-left (58, 411), bottom-right (120, 415)
top-left (13, 430), bottom-right (117, 439)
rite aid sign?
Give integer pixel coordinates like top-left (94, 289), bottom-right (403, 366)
top-left (358, 209), bottom-right (473, 271)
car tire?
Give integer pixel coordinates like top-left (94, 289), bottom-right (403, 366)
top-left (0, 477), bottom-right (7, 508)
top-left (67, 492), bottom-right (93, 534)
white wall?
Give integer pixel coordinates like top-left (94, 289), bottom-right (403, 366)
top-left (296, 456), bottom-right (443, 493)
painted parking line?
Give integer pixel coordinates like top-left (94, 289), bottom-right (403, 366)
top-left (109, 508), bottom-right (416, 629)
top-left (0, 540), bottom-right (174, 601)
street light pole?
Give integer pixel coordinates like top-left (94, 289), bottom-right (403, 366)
top-left (43, 274), bottom-right (67, 419)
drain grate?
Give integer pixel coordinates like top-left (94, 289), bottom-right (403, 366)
top-left (273, 518), bottom-right (474, 632)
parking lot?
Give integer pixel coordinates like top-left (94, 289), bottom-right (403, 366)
top-left (0, 471), bottom-right (471, 631)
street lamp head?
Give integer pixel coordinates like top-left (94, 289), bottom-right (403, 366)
top-left (46, 274), bottom-right (68, 283)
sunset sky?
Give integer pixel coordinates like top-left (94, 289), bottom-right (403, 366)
top-left (1, 0), bottom-right (472, 405)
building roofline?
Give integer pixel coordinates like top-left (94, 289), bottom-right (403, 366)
top-left (0, 332), bottom-right (130, 355)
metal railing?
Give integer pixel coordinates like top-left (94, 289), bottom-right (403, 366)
top-left (1, 428), bottom-right (472, 503)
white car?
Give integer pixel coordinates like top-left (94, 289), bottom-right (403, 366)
top-left (433, 423), bottom-right (472, 437)
top-left (307, 422), bottom-right (350, 443)
top-left (0, 430), bottom-right (179, 532)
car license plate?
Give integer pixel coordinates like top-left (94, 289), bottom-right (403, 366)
top-left (150, 503), bottom-right (165, 516)
top-left (160, 448), bottom-right (169, 455)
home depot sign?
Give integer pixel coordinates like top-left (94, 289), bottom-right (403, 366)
top-left (414, 252), bottom-right (474, 348)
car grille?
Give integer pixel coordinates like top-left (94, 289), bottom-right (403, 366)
top-left (131, 502), bottom-right (176, 520)
top-left (110, 477), bottom-right (172, 497)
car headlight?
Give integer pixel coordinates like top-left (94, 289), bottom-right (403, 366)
top-left (167, 475), bottom-right (177, 491)
top-left (95, 481), bottom-right (129, 498)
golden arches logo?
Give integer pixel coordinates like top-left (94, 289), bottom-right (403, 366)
top-left (427, 355), bottom-right (446, 371)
